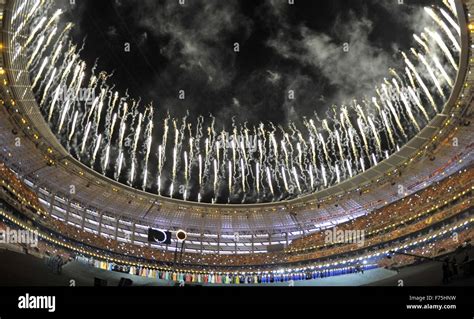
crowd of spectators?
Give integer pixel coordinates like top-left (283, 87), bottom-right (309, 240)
top-left (0, 162), bottom-right (45, 217)
top-left (0, 160), bottom-right (472, 268)
top-left (378, 228), bottom-right (473, 269)
top-left (2, 214), bottom-right (471, 284)
top-left (287, 199), bottom-right (472, 263)
top-left (288, 168), bottom-right (473, 252)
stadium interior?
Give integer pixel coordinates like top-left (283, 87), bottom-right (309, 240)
top-left (0, 0), bottom-right (473, 290)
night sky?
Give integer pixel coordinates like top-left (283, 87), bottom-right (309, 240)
top-left (58, 0), bottom-right (441, 129)
top-left (40, 0), bottom-right (452, 203)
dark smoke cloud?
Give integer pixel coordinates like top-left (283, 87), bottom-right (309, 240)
top-left (58, 0), bottom-right (435, 128)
